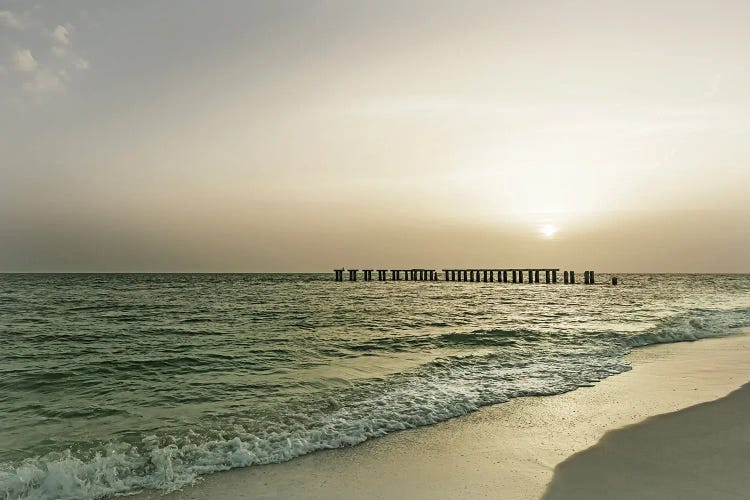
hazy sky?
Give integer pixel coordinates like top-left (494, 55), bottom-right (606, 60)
top-left (1, 0), bottom-right (748, 272)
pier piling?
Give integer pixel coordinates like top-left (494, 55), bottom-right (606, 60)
top-left (335, 267), bottom-right (591, 288)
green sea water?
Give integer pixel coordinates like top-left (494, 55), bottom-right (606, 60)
top-left (1, 273), bottom-right (749, 499)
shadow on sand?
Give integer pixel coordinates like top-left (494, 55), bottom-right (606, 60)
top-left (543, 383), bottom-right (750, 500)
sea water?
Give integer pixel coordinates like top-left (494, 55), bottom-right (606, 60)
top-left (1, 273), bottom-right (749, 499)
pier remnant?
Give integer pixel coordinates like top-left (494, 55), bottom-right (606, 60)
top-left (612, 276), bottom-right (618, 285)
top-left (334, 267), bottom-right (589, 286)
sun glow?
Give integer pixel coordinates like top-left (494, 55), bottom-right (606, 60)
top-left (539, 224), bottom-right (558, 238)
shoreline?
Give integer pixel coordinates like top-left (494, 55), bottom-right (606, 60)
top-left (135, 328), bottom-right (750, 499)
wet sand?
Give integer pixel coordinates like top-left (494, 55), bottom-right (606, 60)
top-left (136, 328), bottom-right (750, 499)
top-left (544, 382), bottom-right (750, 499)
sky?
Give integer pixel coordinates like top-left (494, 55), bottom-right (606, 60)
top-left (1, 0), bottom-right (748, 272)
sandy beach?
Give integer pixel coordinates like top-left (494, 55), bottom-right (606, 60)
top-left (135, 328), bottom-right (750, 499)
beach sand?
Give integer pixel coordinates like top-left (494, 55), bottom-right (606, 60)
top-left (136, 328), bottom-right (750, 499)
top-left (543, 382), bottom-right (750, 499)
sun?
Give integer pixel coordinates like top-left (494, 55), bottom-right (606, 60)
top-left (539, 224), bottom-right (558, 238)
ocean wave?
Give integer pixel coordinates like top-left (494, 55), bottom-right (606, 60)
top-left (2, 307), bottom-right (749, 500)
top-left (624, 308), bottom-right (750, 348)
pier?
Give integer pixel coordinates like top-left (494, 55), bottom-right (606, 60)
top-left (335, 268), bottom-right (602, 284)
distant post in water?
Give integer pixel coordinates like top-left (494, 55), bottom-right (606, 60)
top-left (489, 270), bottom-right (494, 282)
top-left (334, 269), bottom-right (344, 281)
top-left (570, 270), bottom-right (576, 284)
top-left (349, 269), bottom-right (358, 281)
top-left (584, 271), bottom-right (590, 285)
top-left (503, 270), bottom-right (508, 283)
top-left (590, 271), bottom-right (595, 284)
top-left (528, 270), bottom-right (533, 283)
top-left (552, 270), bottom-right (557, 283)
top-left (563, 270), bottom-right (569, 284)
top-left (545, 270), bottom-right (550, 283)
top-left (612, 276), bottom-right (618, 285)
top-left (534, 270), bottom-right (540, 283)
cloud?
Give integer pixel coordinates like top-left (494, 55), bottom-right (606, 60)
top-left (51, 25), bottom-right (71, 45)
top-left (23, 68), bottom-right (66, 97)
top-left (13, 49), bottom-right (38, 72)
top-left (0, 10), bottom-right (24, 29)
top-left (704, 73), bottom-right (723, 100)
top-left (73, 57), bottom-right (89, 70)
top-left (1, 10), bottom-right (90, 105)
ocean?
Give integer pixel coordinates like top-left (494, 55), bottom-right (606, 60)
top-left (1, 273), bottom-right (749, 499)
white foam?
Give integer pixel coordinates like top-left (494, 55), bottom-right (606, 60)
top-left (3, 307), bottom-right (749, 500)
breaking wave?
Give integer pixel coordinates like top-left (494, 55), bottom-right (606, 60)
top-left (3, 306), bottom-right (749, 500)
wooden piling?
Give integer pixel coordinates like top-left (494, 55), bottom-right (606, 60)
top-left (337, 267), bottom-right (580, 286)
